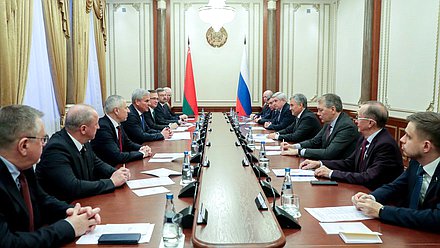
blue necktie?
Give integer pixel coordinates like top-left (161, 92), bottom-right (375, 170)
top-left (140, 115), bottom-right (145, 131)
top-left (409, 166), bottom-right (425, 209)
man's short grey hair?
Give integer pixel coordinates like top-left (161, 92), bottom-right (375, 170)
top-left (0, 105), bottom-right (44, 149)
top-left (156, 88), bottom-right (165, 94)
top-left (64, 104), bottom-right (96, 131)
top-left (290, 93), bottom-right (308, 109)
top-left (362, 101), bottom-right (388, 128)
top-left (104, 95), bottom-right (126, 114)
top-left (163, 87), bottom-right (171, 92)
top-left (131, 88), bottom-right (149, 103)
top-left (272, 92), bottom-right (287, 101)
top-left (318, 93), bottom-right (343, 112)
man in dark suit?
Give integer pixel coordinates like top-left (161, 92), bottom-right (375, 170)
top-left (251, 90), bottom-right (273, 120)
top-left (353, 112), bottom-right (440, 232)
top-left (36, 104), bottom-right (130, 202)
top-left (263, 92), bottom-right (295, 131)
top-left (281, 93), bottom-right (359, 159)
top-left (154, 88), bottom-right (188, 125)
top-left (91, 95), bottom-right (152, 167)
top-left (145, 90), bottom-right (178, 131)
top-left (0, 105), bottom-right (101, 247)
top-left (257, 96), bottom-right (275, 125)
top-left (122, 89), bottom-right (172, 144)
top-left (267, 93), bottom-right (321, 143)
top-left (300, 101), bottom-right (403, 190)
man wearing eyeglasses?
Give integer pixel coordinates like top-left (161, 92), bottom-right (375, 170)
top-left (281, 93), bottom-right (359, 160)
top-left (300, 101), bottom-right (403, 190)
top-left (0, 105), bottom-right (101, 247)
top-left (352, 111), bottom-right (440, 232)
top-left (36, 104), bottom-right (130, 203)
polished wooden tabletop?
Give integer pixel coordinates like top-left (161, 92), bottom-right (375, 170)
top-left (64, 113), bottom-right (440, 247)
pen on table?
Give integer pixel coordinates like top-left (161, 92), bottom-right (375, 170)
top-left (123, 163), bottom-right (126, 168)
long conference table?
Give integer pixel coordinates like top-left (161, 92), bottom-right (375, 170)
top-left (64, 113), bottom-right (440, 247)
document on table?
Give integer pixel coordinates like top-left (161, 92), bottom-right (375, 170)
top-left (256, 145), bottom-right (280, 151)
top-left (173, 126), bottom-right (189, 132)
top-left (126, 177), bottom-right (174, 189)
top-left (132, 186), bottom-right (170, 197)
top-left (166, 132), bottom-right (191, 140)
top-left (305, 206), bottom-right (373, 222)
top-left (148, 153), bottom-right (184, 162)
top-left (265, 151), bottom-right (281, 156)
top-left (319, 222), bottom-right (372, 234)
top-left (239, 121), bottom-right (257, 125)
top-left (76, 223), bottom-right (155, 244)
top-left (141, 168), bottom-right (181, 177)
top-left (272, 168), bottom-right (315, 177)
top-left (252, 134), bottom-right (276, 143)
top-left (250, 126), bottom-right (266, 131)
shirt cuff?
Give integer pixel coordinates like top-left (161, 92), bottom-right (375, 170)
top-left (328, 170), bottom-right (333, 178)
top-left (64, 218), bottom-right (75, 231)
top-left (299, 148), bottom-right (306, 156)
top-left (275, 133), bottom-right (280, 140)
top-left (292, 143), bottom-right (301, 149)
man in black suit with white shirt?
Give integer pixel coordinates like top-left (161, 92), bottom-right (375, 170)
top-left (91, 95), bottom-right (152, 166)
top-left (0, 105), bottom-right (101, 247)
top-left (263, 92), bottom-right (295, 131)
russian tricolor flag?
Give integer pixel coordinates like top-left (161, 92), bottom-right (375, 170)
top-left (235, 41), bottom-right (252, 116)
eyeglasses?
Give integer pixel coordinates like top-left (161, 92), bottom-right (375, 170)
top-left (356, 116), bottom-right (375, 122)
top-left (26, 134), bottom-right (49, 144)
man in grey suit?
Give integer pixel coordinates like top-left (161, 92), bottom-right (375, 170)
top-left (281, 93), bottom-right (359, 160)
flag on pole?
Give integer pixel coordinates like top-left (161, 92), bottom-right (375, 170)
top-left (235, 40), bottom-right (252, 116)
top-left (182, 44), bottom-right (199, 116)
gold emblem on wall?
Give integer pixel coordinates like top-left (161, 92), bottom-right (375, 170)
top-left (206, 27), bottom-right (228, 48)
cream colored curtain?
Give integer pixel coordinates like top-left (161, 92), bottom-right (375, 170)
top-left (41, 0), bottom-right (70, 119)
top-left (0, 0), bottom-right (33, 105)
top-left (72, 0), bottom-right (93, 103)
top-left (93, 0), bottom-right (107, 105)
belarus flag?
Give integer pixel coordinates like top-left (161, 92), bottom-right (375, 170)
top-left (182, 46), bottom-right (199, 116)
top-left (235, 41), bottom-right (252, 116)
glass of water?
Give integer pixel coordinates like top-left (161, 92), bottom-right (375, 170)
top-left (163, 213), bottom-right (183, 247)
top-left (282, 194), bottom-right (301, 218)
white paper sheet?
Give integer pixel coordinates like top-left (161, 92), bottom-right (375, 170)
top-left (272, 168), bottom-right (316, 177)
top-left (76, 223), bottom-right (155, 244)
top-left (166, 132), bottom-right (191, 140)
top-left (141, 168), bottom-right (181, 177)
top-left (265, 151), bottom-right (281, 156)
top-left (250, 126), bottom-right (266, 130)
top-left (132, 186), bottom-right (170, 197)
top-left (319, 222), bottom-right (372, 235)
top-left (148, 158), bottom-right (174, 163)
top-left (174, 126), bottom-right (189, 132)
top-left (126, 177), bottom-right (175, 189)
top-left (305, 206), bottom-right (373, 222)
top-left (256, 146), bottom-right (280, 151)
top-left (291, 176), bottom-right (318, 182)
top-left (239, 121), bottom-right (257, 125)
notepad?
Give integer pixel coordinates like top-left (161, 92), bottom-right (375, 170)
top-left (339, 232), bottom-right (382, 244)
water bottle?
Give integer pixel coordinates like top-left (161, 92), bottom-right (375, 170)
top-left (162, 193), bottom-right (179, 247)
top-left (201, 108), bottom-right (205, 118)
top-left (247, 127), bottom-right (255, 148)
top-left (181, 151), bottom-right (192, 184)
top-left (191, 140), bottom-right (199, 157)
top-left (259, 141), bottom-right (266, 159)
top-left (281, 168), bottom-right (294, 209)
top-left (229, 107), bottom-right (233, 116)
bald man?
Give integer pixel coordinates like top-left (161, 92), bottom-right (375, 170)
top-left (36, 104), bottom-right (130, 203)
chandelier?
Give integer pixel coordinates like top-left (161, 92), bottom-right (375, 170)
top-left (199, 0), bottom-right (236, 32)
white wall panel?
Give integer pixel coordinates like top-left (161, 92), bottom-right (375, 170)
top-left (334, 0), bottom-right (364, 108)
top-left (170, 0), bottom-right (263, 107)
top-left (106, 1), bottom-right (154, 102)
top-left (280, 1), bottom-right (334, 104)
top-left (379, 0), bottom-right (440, 117)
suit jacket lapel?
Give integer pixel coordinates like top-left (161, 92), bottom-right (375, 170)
top-left (423, 161), bottom-right (440, 207)
top-left (0, 160), bottom-right (29, 218)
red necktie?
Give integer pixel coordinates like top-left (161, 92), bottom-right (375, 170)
top-left (117, 126), bottom-right (123, 152)
top-left (19, 173), bottom-right (34, 231)
top-left (325, 125), bottom-right (332, 141)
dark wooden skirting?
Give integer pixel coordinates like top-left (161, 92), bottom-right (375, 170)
top-left (171, 106), bottom-right (262, 113)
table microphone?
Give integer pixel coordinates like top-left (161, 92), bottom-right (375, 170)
top-left (266, 177), bottom-right (301, 229)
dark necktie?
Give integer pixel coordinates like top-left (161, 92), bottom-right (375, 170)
top-left (117, 126), bottom-right (123, 152)
top-left (359, 139), bottom-right (369, 165)
top-left (80, 145), bottom-right (90, 180)
top-left (409, 166), bottom-right (425, 209)
top-left (18, 173), bottom-right (34, 231)
top-left (140, 115), bottom-right (145, 131)
top-left (325, 125), bottom-right (332, 141)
